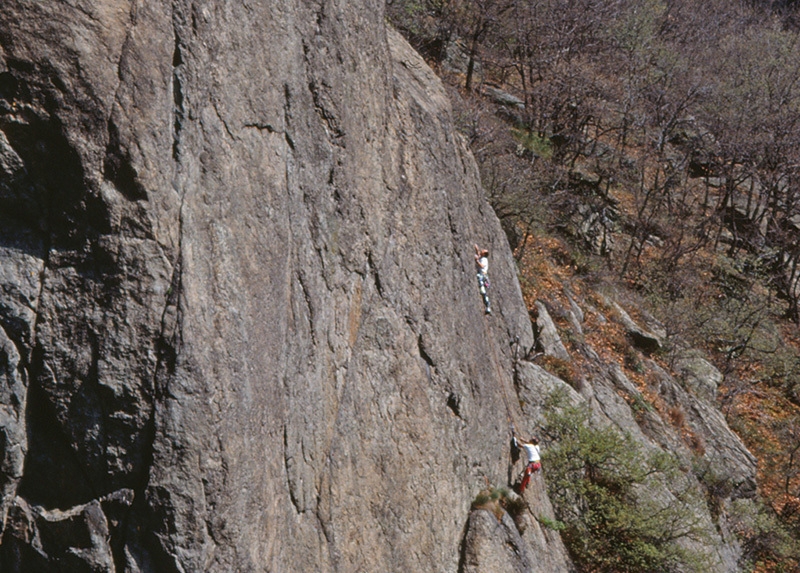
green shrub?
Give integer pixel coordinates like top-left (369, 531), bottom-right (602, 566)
top-left (472, 486), bottom-right (529, 531)
top-left (729, 498), bottom-right (800, 572)
top-left (539, 515), bottom-right (567, 531)
top-left (542, 391), bottom-right (709, 572)
top-left (472, 491), bottom-right (492, 508)
top-left (490, 487), bottom-right (506, 501)
top-left (512, 128), bottom-right (554, 160)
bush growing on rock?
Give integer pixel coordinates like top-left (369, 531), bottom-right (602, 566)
top-left (542, 390), bottom-right (710, 572)
top-left (471, 486), bottom-right (528, 531)
top-left (729, 497), bottom-right (800, 572)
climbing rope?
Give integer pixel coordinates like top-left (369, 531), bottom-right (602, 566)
top-left (483, 313), bottom-right (518, 429)
top-left (481, 310), bottom-right (526, 487)
top-left (472, 245), bottom-right (528, 485)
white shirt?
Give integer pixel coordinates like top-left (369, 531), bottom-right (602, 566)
top-left (477, 256), bottom-right (489, 275)
top-left (514, 437), bottom-right (540, 463)
top-left (522, 443), bottom-right (540, 463)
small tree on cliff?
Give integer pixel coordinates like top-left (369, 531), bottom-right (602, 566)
top-left (542, 391), bottom-right (709, 572)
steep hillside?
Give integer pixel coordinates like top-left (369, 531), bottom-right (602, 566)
top-left (387, 0), bottom-right (800, 567)
top-left (0, 1), bottom-right (762, 572)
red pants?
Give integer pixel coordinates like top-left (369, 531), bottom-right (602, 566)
top-left (519, 461), bottom-right (541, 493)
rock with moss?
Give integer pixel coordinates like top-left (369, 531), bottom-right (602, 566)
top-left (675, 350), bottom-right (723, 401)
top-left (461, 505), bottom-right (535, 573)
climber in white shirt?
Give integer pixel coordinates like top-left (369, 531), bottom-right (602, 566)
top-left (513, 434), bottom-right (541, 493)
top-left (474, 244), bottom-right (492, 314)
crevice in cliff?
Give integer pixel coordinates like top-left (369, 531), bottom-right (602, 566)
top-left (295, 271), bottom-right (317, 346)
top-left (171, 19), bottom-right (185, 162)
top-left (457, 514), bottom-right (471, 573)
top-left (104, 118), bottom-right (148, 202)
top-left (108, 0), bottom-right (138, 128)
top-left (115, 242), bottom-right (182, 571)
top-left (417, 334), bottom-right (434, 367)
top-left (114, 11), bottom-right (187, 552)
top-left (300, 39), bottom-right (345, 147)
top-left (155, 261), bottom-right (182, 402)
top-left (283, 83), bottom-right (295, 151)
top-left (309, 78), bottom-right (345, 143)
top-left (283, 425), bottom-right (302, 515)
top-left (212, 100), bottom-right (237, 142)
top-left (244, 122), bottom-right (277, 133)
top-left (447, 392), bottom-right (462, 419)
top-left (367, 250), bottom-right (384, 298)
top-left (417, 333), bottom-right (437, 386)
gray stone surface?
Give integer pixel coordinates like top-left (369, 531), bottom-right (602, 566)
top-left (534, 300), bottom-right (571, 362)
top-left (462, 509), bottom-right (534, 573)
top-left (0, 3), bottom-right (549, 571)
top-left (565, 293), bottom-right (584, 336)
top-left (461, 485), bottom-right (572, 573)
top-left (611, 301), bottom-right (665, 352)
top-left (675, 350), bottom-right (723, 401)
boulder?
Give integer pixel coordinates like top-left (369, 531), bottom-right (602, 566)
top-left (484, 86), bottom-right (525, 110)
top-left (611, 301), bottom-right (666, 352)
top-left (534, 301), bottom-right (571, 362)
top-left (675, 350), bottom-right (723, 402)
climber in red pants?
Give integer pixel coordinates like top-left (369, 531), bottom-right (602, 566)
top-left (513, 434), bottom-right (541, 493)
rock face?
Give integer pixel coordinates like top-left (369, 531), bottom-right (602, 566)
top-left (533, 300), bottom-right (571, 362)
top-left (0, 1), bottom-right (558, 571)
top-left (461, 509), bottom-right (534, 573)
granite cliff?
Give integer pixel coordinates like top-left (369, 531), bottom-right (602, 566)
top-left (0, 1), bottom-right (756, 571)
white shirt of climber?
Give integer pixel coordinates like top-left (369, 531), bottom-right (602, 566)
top-left (477, 256), bottom-right (488, 275)
top-left (522, 442), bottom-right (540, 464)
top-left (514, 436), bottom-right (540, 463)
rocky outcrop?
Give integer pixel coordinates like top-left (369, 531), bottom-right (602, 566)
top-left (675, 350), bottom-right (723, 402)
top-left (2, 490), bottom-right (133, 572)
top-left (533, 300), bottom-right (571, 362)
top-left (0, 1), bottom-right (554, 571)
top-left (611, 300), bottom-right (666, 352)
top-left (516, 294), bottom-right (757, 572)
top-left (461, 508), bottom-right (534, 573)
top-left (461, 480), bottom-right (573, 573)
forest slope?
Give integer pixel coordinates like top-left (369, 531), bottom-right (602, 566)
top-left (388, 0), bottom-right (800, 569)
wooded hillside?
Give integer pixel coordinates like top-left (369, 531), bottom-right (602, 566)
top-left (388, 0), bottom-right (800, 569)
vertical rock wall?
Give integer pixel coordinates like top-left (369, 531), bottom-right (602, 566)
top-left (0, 1), bottom-right (559, 571)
